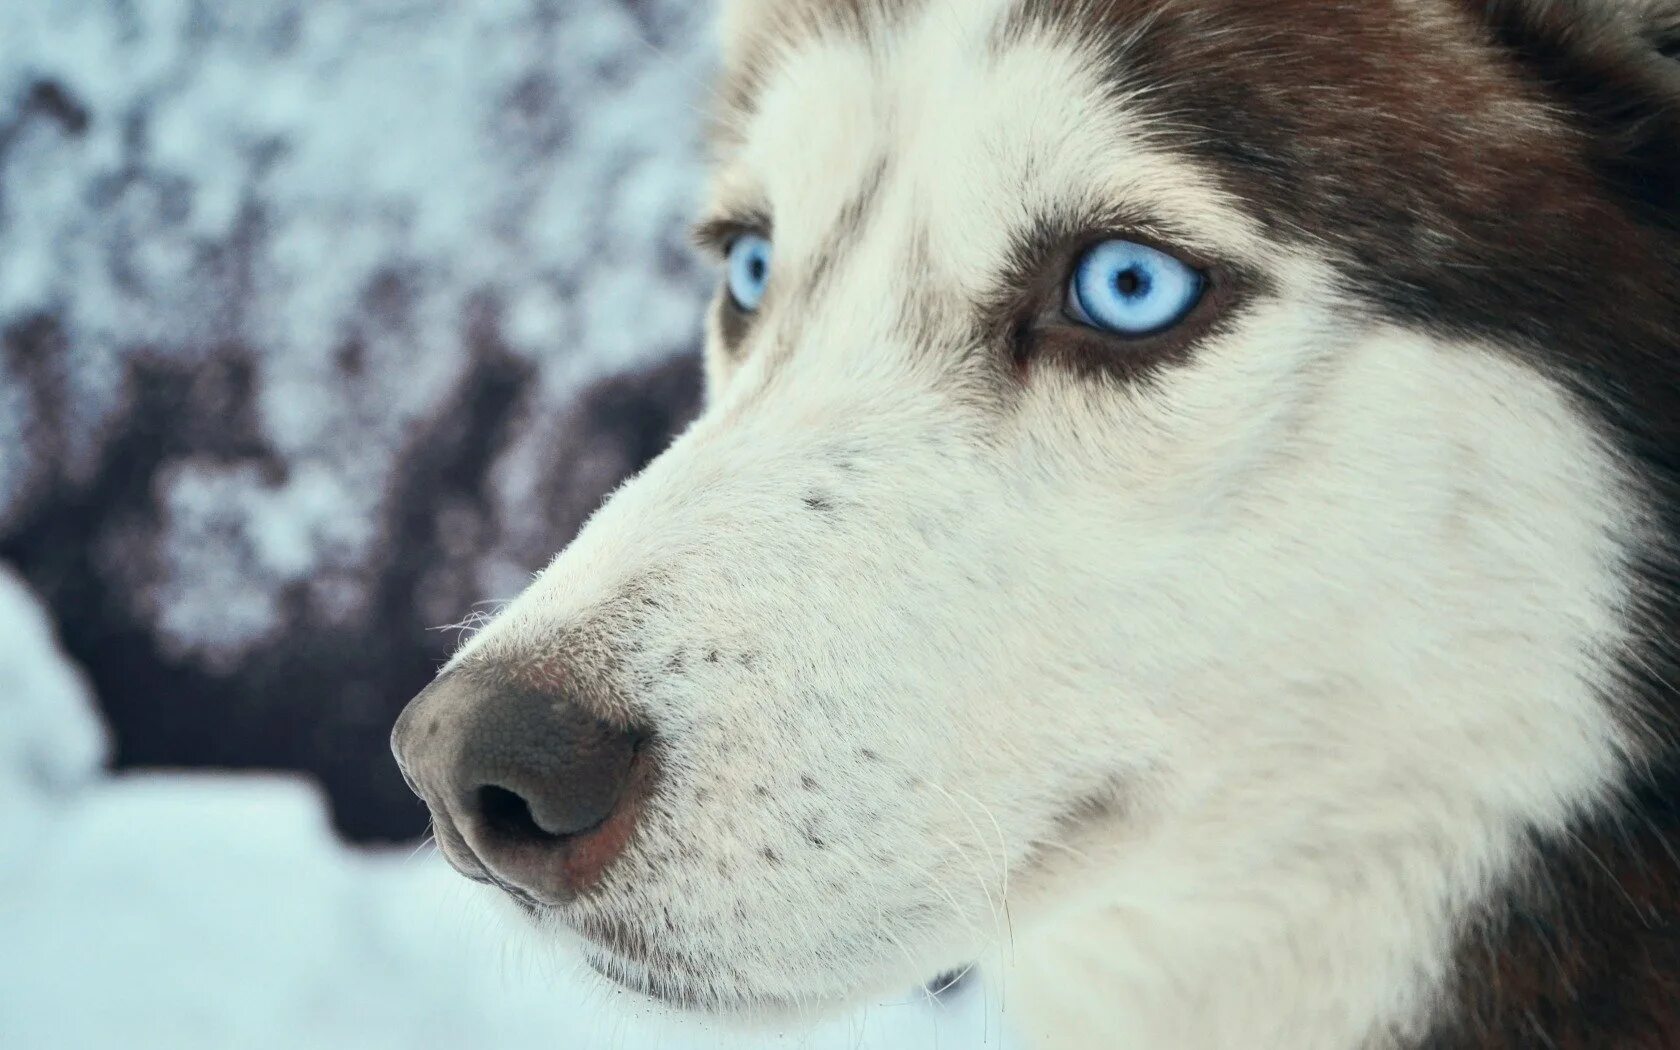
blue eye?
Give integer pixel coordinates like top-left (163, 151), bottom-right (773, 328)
top-left (1066, 240), bottom-right (1204, 336)
top-left (726, 234), bottom-right (774, 312)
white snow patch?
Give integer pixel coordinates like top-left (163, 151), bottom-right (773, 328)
top-left (0, 566), bottom-right (108, 873)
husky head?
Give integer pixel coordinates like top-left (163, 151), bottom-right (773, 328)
top-left (393, 0), bottom-right (1680, 1043)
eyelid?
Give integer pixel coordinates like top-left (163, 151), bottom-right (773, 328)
top-left (1056, 226), bottom-right (1219, 281)
top-left (691, 214), bottom-right (771, 257)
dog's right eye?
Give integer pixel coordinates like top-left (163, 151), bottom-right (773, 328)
top-left (1065, 239), bottom-right (1204, 337)
top-left (726, 234), bottom-right (774, 313)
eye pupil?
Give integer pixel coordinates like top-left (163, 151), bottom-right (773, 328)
top-left (1114, 269), bottom-right (1147, 297)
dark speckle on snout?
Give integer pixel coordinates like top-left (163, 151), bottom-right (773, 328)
top-left (928, 969), bottom-right (973, 1000)
top-left (828, 443), bottom-right (864, 474)
top-left (803, 492), bottom-right (836, 513)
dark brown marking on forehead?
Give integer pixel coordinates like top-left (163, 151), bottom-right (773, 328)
top-left (892, 223), bottom-right (1021, 413)
top-left (710, 155), bottom-right (890, 362)
top-left (801, 155), bottom-right (892, 302)
top-left (743, 156), bottom-right (895, 385)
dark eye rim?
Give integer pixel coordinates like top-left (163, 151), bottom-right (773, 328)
top-left (988, 225), bottom-right (1253, 382)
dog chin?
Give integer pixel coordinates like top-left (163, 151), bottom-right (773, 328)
top-left (577, 947), bottom-right (856, 1024)
top-left (479, 850), bottom-right (984, 1021)
top-left (493, 899), bottom-right (831, 1021)
top-left (564, 911), bottom-right (960, 1025)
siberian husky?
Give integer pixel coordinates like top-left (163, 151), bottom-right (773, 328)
top-left (392, 1), bottom-right (1680, 1045)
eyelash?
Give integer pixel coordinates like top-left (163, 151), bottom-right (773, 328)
top-left (694, 217), bottom-right (769, 259)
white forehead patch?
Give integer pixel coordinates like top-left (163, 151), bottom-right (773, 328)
top-left (711, 0), bottom-right (1269, 302)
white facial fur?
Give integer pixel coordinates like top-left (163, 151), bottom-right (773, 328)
top-left (452, 1), bottom-right (1640, 1045)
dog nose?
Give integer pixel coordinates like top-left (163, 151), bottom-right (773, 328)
top-left (391, 671), bottom-right (648, 902)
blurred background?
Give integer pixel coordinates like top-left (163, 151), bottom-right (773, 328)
top-left (0, 1), bottom-right (1009, 1045)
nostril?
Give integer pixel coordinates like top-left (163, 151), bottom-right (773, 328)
top-left (463, 740), bottom-right (651, 902)
top-left (476, 785), bottom-right (559, 842)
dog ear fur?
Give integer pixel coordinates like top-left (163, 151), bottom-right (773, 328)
top-left (1462, 0), bottom-right (1680, 227)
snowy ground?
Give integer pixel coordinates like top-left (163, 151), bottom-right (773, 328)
top-left (0, 568), bottom-right (1016, 1049)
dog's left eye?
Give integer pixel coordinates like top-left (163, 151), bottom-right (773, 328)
top-left (726, 234), bottom-right (774, 313)
top-left (1065, 240), bottom-right (1204, 336)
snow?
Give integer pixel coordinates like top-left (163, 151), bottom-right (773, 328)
top-left (0, 0), bottom-right (719, 658)
top-left (0, 566), bottom-right (108, 872)
top-left (0, 569), bottom-right (1015, 1048)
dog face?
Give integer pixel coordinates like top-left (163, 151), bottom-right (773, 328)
top-left (396, 0), bottom-right (1677, 1033)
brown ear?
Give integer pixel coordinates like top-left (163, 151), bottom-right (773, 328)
top-left (1465, 0), bottom-right (1680, 227)
top-left (1490, 0), bottom-right (1680, 53)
